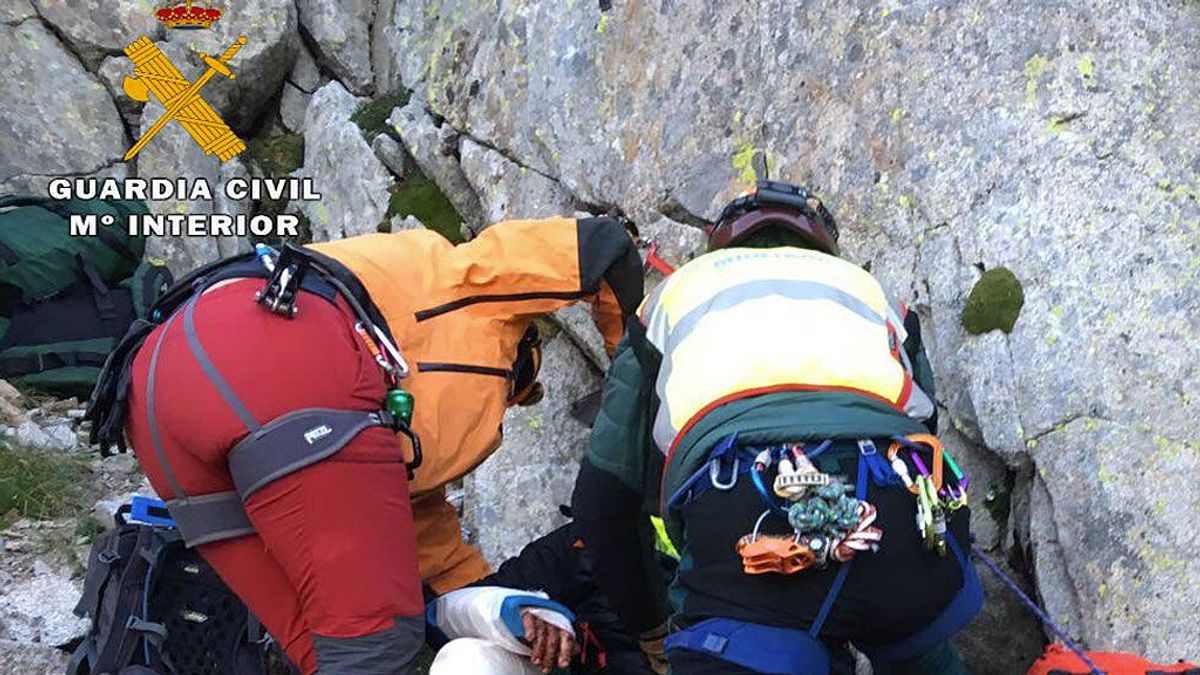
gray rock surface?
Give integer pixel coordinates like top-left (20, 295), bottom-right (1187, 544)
top-left (0, 568), bottom-right (88, 646)
top-left (136, 87), bottom-right (250, 275)
top-left (295, 0), bottom-right (373, 95)
top-left (13, 421), bottom-right (73, 452)
top-left (279, 81), bottom-right (310, 133)
top-left (0, 20), bottom-right (125, 192)
top-left (369, 0), bottom-right (400, 95)
top-left (459, 138), bottom-right (576, 226)
top-left (388, 98), bottom-right (484, 231)
top-left (96, 55), bottom-right (144, 130)
top-left (386, 0), bottom-right (1200, 663)
top-left (0, 0), bottom-right (35, 24)
top-left (155, 0), bottom-right (299, 133)
top-left (371, 133), bottom-right (407, 178)
top-left (294, 81), bottom-right (392, 241)
top-left (30, 0), bottom-right (160, 69)
top-left (636, 216), bottom-right (706, 291)
top-left (0, 641), bottom-right (69, 675)
top-left (288, 39), bottom-right (325, 93)
top-left (463, 333), bottom-right (601, 564)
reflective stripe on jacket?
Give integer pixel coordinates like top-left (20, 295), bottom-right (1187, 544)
top-left (638, 247), bottom-right (933, 457)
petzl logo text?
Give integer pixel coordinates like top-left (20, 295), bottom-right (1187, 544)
top-left (304, 425), bottom-right (333, 445)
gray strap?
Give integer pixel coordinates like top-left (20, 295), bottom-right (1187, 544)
top-left (73, 531), bottom-right (122, 618)
top-left (147, 313), bottom-right (186, 499)
top-left (183, 295), bottom-right (261, 432)
top-left (227, 408), bottom-right (389, 499)
top-left (126, 617), bottom-right (169, 640)
top-left (168, 491), bottom-right (256, 547)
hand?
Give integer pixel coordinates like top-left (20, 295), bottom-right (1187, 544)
top-left (638, 623), bottom-right (669, 675)
top-left (522, 611), bottom-right (578, 673)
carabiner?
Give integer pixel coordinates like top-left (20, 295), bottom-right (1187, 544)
top-left (943, 447), bottom-right (970, 492)
top-left (889, 434), bottom-right (944, 495)
top-left (710, 456), bottom-right (740, 490)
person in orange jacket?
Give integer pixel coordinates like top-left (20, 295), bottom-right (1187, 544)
top-left (87, 216), bottom-right (643, 674)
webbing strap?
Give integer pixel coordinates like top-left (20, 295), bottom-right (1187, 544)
top-left (183, 295), bottom-right (260, 432)
top-left (809, 452), bottom-right (868, 638)
top-left (227, 407), bottom-right (391, 499)
top-left (146, 313), bottom-right (186, 499)
top-left (664, 618), bottom-right (830, 674)
top-left (73, 532), bottom-right (123, 618)
top-left (0, 350), bottom-right (110, 376)
top-left (167, 491), bottom-right (255, 548)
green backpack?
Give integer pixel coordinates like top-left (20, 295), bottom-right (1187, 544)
top-left (0, 195), bottom-right (173, 398)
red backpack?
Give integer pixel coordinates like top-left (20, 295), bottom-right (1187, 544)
top-left (1027, 645), bottom-right (1200, 675)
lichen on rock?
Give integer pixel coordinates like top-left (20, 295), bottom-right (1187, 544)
top-left (961, 267), bottom-right (1025, 335)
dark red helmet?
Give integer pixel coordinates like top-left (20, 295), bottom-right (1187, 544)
top-left (708, 181), bottom-right (839, 255)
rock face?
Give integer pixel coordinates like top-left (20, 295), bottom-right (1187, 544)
top-left (0, 569), bottom-right (89, 646)
top-left (463, 332), bottom-right (602, 564)
top-left (0, 20), bottom-right (126, 193)
top-left (0, 641), bottom-right (69, 675)
top-left (295, 0), bottom-right (373, 95)
top-left (459, 138), bottom-right (576, 225)
top-left (153, 0), bottom-right (299, 133)
top-left (30, 0), bottom-right (160, 69)
top-left (381, 0), bottom-right (1200, 665)
top-left (388, 98), bottom-right (485, 232)
top-left (294, 81), bottom-right (392, 241)
top-left (137, 83), bottom-right (251, 274)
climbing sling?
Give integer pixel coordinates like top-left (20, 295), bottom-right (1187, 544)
top-left (86, 244), bottom-right (421, 548)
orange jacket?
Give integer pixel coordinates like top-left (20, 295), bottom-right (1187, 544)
top-left (309, 216), bottom-right (643, 592)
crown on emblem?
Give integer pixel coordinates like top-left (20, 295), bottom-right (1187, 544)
top-left (154, 0), bottom-right (223, 29)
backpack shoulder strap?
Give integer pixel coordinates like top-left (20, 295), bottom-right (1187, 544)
top-left (91, 528), bottom-right (179, 673)
top-left (73, 528), bottom-right (125, 619)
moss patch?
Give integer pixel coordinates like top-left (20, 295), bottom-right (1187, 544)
top-left (961, 266), bottom-right (1025, 334)
top-left (352, 92), bottom-right (412, 141)
top-left (385, 166), bottom-right (464, 242)
top-left (246, 133), bottom-right (304, 178)
top-left (0, 444), bottom-right (86, 527)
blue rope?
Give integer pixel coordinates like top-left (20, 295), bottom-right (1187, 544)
top-left (971, 546), bottom-right (1105, 675)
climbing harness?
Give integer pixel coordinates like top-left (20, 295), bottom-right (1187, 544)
top-left (93, 244), bottom-right (422, 549)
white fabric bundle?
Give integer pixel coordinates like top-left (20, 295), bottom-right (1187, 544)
top-left (428, 585), bottom-right (575, 656)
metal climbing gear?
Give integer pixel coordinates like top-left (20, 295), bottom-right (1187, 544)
top-left (735, 441), bottom-right (884, 575)
top-left (736, 510), bottom-right (818, 575)
top-left (710, 454), bottom-right (741, 491)
top-left (773, 443), bottom-right (831, 500)
top-left (888, 434), bottom-right (944, 495)
top-left (255, 244), bottom-right (308, 318)
top-left (915, 474), bottom-right (948, 556)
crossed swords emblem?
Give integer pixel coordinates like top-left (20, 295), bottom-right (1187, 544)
top-left (121, 35), bottom-right (248, 162)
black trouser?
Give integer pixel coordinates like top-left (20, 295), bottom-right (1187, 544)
top-left (671, 444), bottom-right (972, 661)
